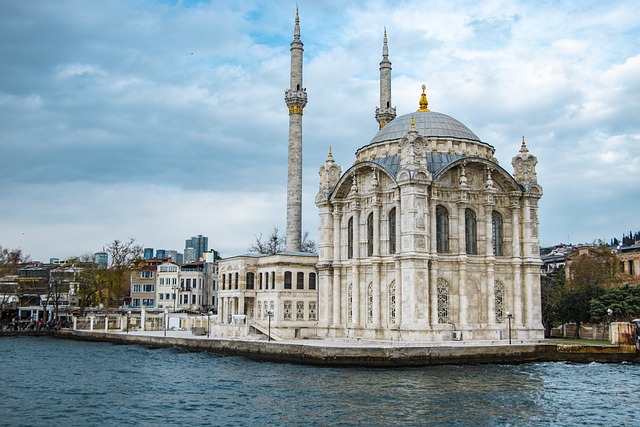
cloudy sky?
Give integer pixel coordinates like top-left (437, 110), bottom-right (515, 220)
top-left (1, 0), bottom-right (639, 262)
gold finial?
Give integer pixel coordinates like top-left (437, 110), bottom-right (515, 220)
top-left (296, 4), bottom-right (299, 19)
top-left (384, 27), bottom-right (387, 39)
top-left (327, 146), bottom-right (334, 163)
top-left (417, 84), bottom-right (430, 112)
top-left (411, 115), bottom-right (415, 127)
top-left (520, 135), bottom-right (529, 153)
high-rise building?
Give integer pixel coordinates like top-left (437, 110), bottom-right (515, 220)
top-left (143, 248), bottom-right (154, 260)
top-left (94, 252), bottom-right (108, 269)
top-left (156, 249), bottom-right (166, 259)
top-left (183, 247), bottom-right (196, 264)
top-left (164, 250), bottom-right (179, 263)
top-left (184, 235), bottom-right (208, 263)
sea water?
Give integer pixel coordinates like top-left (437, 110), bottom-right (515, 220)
top-left (0, 336), bottom-right (638, 426)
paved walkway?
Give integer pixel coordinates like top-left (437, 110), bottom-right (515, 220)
top-left (104, 328), bottom-right (544, 349)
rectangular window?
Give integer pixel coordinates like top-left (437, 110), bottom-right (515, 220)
top-left (143, 284), bottom-right (154, 292)
top-left (159, 293), bottom-right (164, 300)
top-left (141, 271), bottom-right (153, 279)
top-left (166, 293), bottom-right (170, 300)
top-left (133, 284), bottom-right (141, 293)
top-left (192, 295), bottom-right (196, 304)
top-left (160, 278), bottom-right (164, 285)
top-left (630, 260), bottom-right (635, 276)
top-left (142, 298), bottom-right (154, 307)
top-left (246, 273), bottom-right (255, 290)
top-left (132, 298), bottom-right (141, 308)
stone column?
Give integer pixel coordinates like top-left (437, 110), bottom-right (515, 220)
top-left (351, 205), bottom-right (361, 326)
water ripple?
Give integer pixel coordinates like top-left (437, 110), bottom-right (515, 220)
top-left (0, 337), bottom-right (638, 426)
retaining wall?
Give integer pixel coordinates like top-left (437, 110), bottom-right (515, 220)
top-left (54, 330), bottom-right (640, 367)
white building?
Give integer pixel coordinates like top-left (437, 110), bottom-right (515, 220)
top-left (219, 9), bottom-right (544, 343)
top-left (156, 261), bottom-right (214, 312)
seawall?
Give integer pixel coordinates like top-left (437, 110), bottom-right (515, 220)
top-left (53, 330), bottom-right (640, 367)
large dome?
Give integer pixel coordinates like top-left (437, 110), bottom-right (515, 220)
top-left (370, 111), bottom-right (481, 145)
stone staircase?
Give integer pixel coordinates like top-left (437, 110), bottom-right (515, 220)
top-left (251, 320), bottom-right (286, 342)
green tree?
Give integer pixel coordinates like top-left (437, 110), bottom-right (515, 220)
top-left (557, 284), bottom-right (605, 338)
top-left (567, 244), bottom-right (621, 290)
top-left (558, 244), bottom-right (622, 338)
top-left (590, 285), bottom-right (640, 323)
top-left (541, 266), bottom-right (565, 337)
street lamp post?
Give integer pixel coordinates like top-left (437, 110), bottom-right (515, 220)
top-left (126, 310), bottom-right (132, 334)
top-left (266, 309), bottom-right (274, 342)
top-left (164, 308), bottom-right (168, 337)
top-left (506, 311), bottom-right (513, 345)
top-left (207, 310), bottom-right (213, 338)
top-left (172, 284), bottom-right (179, 311)
top-left (606, 308), bottom-right (613, 341)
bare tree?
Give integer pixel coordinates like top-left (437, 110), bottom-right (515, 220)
top-left (0, 245), bottom-right (31, 275)
top-left (248, 227), bottom-right (316, 254)
top-left (300, 231), bottom-right (317, 254)
top-left (103, 239), bottom-right (143, 308)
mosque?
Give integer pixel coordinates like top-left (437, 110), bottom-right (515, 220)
top-left (217, 9), bottom-right (544, 342)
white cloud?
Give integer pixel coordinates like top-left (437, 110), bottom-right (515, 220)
top-left (0, 0), bottom-right (639, 259)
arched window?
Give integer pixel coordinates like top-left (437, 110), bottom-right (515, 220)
top-left (367, 283), bottom-right (373, 323)
top-left (246, 272), bottom-right (254, 290)
top-left (389, 281), bottom-right (396, 324)
top-left (235, 272), bottom-right (239, 289)
top-left (367, 212), bottom-right (374, 257)
top-left (436, 205), bottom-right (450, 253)
top-left (492, 211), bottom-right (504, 256)
top-left (265, 271), bottom-right (269, 289)
top-left (309, 272), bottom-right (316, 290)
top-left (389, 207), bottom-right (397, 254)
top-left (284, 271), bottom-right (292, 289)
top-left (437, 278), bottom-right (450, 324)
top-left (347, 217), bottom-right (354, 259)
top-left (495, 281), bottom-right (505, 322)
top-left (296, 272), bottom-right (304, 289)
top-left (465, 208), bottom-right (478, 255)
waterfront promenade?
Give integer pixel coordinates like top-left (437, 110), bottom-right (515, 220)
top-left (54, 328), bottom-right (640, 367)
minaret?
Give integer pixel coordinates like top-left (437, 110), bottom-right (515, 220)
top-left (375, 29), bottom-right (396, 129)
top-left (284, 6), bottom-right (307, 252)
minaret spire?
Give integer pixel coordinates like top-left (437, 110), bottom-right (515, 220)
top-left (375, 28), bottom-right (396, 129)
top-left (284, 6), bottom-right (307, 252)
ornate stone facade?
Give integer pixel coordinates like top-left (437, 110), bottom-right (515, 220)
top-left (220, 13), bottom-right (544, 343)
top-left (315, 35), bottom-right (544, 342)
